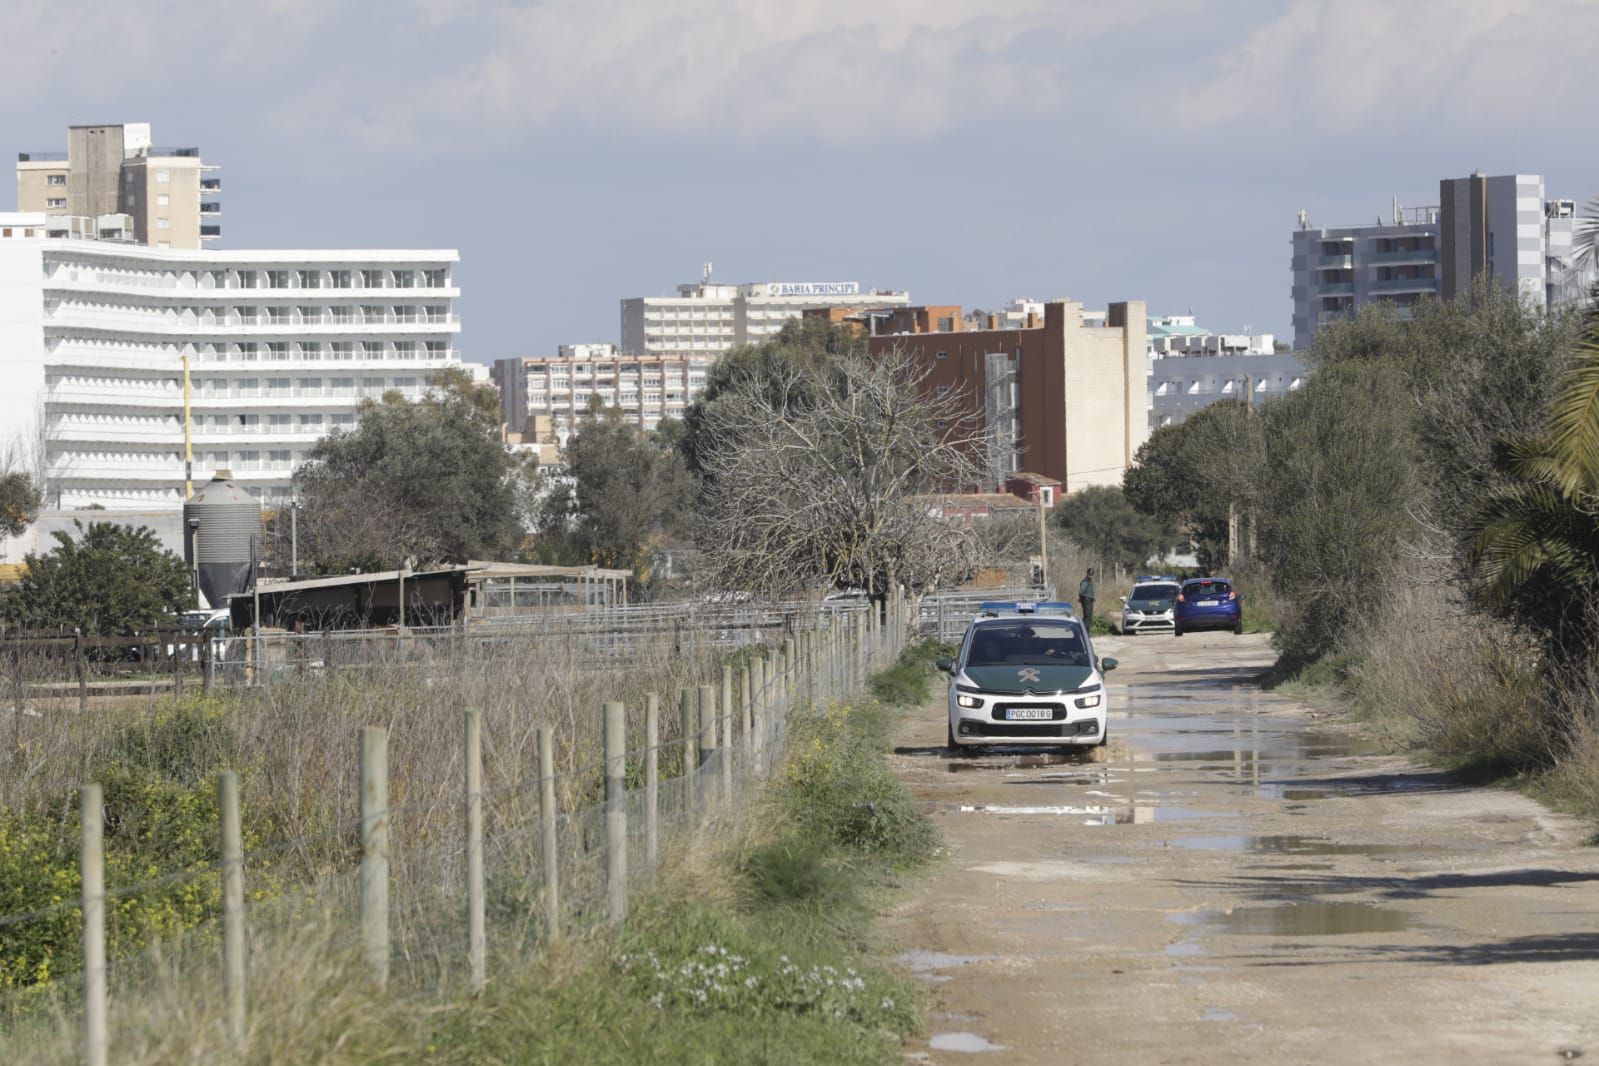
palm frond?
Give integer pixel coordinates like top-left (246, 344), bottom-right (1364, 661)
top-left (1540, 326), bottom-right (1599, 493)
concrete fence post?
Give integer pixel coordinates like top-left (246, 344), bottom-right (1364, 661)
top-left (679, 689), bottom-right (698, 815)
top-left (359, 726), bottom-right (390, 989)
top-left (604, 701), bottom-right (628, 923)
top-left (219, 770), bottom-right (246, 1051)
top-left (464, 709), bottom-right (485, 995)
top-left (696, 684), bottom-right (716, 805)
top-left (719, 667), bottom-right (733, 800)
top-left (537, 726), bottom-right (560, 941)
top-left (644, 693), bottom-right (659, 870)
top-left (81, 781), bottom-right (107, 1066)
top-left (75, 630), bottom-right (88, 712)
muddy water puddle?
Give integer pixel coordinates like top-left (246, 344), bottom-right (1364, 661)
top-left (928, 1032), bottom-right (1008, 1053)
top-left (1174, 900), bottom-right (1415, 936)
top-left (1173, 834), bottom-right (1441, 859)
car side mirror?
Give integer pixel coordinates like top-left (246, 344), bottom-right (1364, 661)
top-left (1100, 657), bottom-right (1118, 672)
top-left (1118, 596), bottom-right (1128, 605)
top-left (935, 659), bottom-right (954, 673)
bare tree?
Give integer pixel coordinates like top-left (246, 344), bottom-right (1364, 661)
top-left (694, 351), bottom-right (988, 600)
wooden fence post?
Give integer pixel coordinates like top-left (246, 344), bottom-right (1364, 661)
top-left (604, 701), bottom-right (628, 923)
top-left (696, 684), bottom-right (716, 806)
top-left (359, 726), bottom-right (390, 988)
top-left (81, 781), bottom-right (107, 1066)
top-left (75, 629), bottom-right (88, 712)
top-left (679, 689), bottom-right (698, 815)
top-left (464, 709), bottom-right (485, 994)
top-left (719, 667), bottom-right (733, 800)
top-left (644, 693), bottom-right (659, 869)
top-left (219, 770), bottom-right (246, 1051)
top-left (751, 656), bottom-right (766, 777)
top-left (537, 726), bottom-right (560, 941)
top-left (739, 665), bottom-right (752, 742)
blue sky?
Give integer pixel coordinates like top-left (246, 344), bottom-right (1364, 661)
top-left (6, 0), bottom-right (1597, 362)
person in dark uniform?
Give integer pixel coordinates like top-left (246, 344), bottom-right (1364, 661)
top-left (1078, 569), bottom-right (1096, 630)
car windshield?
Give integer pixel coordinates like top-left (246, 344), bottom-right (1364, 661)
top-left (966, 622), bottom-right (1090, 667)
top-left (1131, 584), bottom-right (1179, 603)
top-left (1186, 581), bottom-right (1232, 598)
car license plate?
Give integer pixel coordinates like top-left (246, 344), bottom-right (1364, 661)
top-left (1006, 707), bottom-right (1053, 721)
top-left (1198, 599), bottom-right (1219, 606)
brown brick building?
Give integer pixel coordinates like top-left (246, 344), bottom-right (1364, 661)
top-left (865, 299), bottom-right (1148, 494)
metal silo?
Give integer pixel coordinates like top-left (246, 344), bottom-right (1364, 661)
top-left (183, 471), bottom-right (262, 610)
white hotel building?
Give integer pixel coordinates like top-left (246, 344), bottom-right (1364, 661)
top-left (0, 212), bottom-right (460, 508)
top-left (494, 345), bottom-right (709, 442)
top-left (620, 280), bottom-right (910, 357)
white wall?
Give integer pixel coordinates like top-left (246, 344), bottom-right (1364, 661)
top-left (0, 229), bottom-right (47, 472)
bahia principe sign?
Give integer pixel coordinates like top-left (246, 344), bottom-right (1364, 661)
top-left (766, 282), bottom-right (861, 298)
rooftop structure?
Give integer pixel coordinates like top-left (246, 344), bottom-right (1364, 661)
top-left (17, 123), bottom-right (220, 249)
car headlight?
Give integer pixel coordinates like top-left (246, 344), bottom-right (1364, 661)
top-left (956, 694), bottom-right (981, 709)
top-left (1075, 694), bottom-right (1101, 709)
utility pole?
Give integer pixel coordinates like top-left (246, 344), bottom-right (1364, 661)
top-left (290, 500), bottom-right (298, 579)
top-left (1036, 489), bottom-right (1048, 588)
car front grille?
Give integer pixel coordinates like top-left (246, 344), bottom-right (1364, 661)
top-left (964, 719), bottom-right (1100, 739)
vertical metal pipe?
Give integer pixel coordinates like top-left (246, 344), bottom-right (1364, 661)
top-left (537, 726), bottom-right (560, 941)
top-left (81, 782), bottom-right (107, 1066)
top-left (719, 667), bottom-right (733, 801)
top-left (359, 726), bottom-right (390, 988)
top-left (644, 693), bottom-right (659, 869)
top-left (464, 710), bottom-right (485, 994)
top-left (219, 770), bottom-right (246, 1050)
top-left (604, 701), bottom-right (628, 922)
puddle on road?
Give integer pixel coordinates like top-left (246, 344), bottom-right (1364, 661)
top-left (1202, 1008), bottom-right (1241, 1022)
top-left (1173, 834), bottom-right (1439, 859)
top-left (1178, 901), bottom-right (1414, 936)
top-left (929, 1032), bottom-right (1009, 1053)
top-left (895, 949), bottom-right (992, 974)
top-left (1255, 785), bottom-right (1344, 801)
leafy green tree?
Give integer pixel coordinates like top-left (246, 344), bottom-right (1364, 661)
top-left (0, 471), bottom-right (42, 538)
top-left (1471, 300), bottom-right (1599, 663)
top-left (1123, 400), bottom-right (1258, 567)
top-left (1053, 485), bottom-right (1173, 575)
top-left (1, 522), bottom-right (191, 635)
top-left (533, 401), bottom-right (695, 575)
top-left (294, 375), bottom-right (525, 570)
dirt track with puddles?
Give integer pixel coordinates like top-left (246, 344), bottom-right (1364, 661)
top-left (888, 631), bottom-right (1599, 1064)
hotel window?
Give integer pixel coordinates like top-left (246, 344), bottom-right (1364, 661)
top-left (155, 170), bottom-right (170, 183)
top-left (300, 342), bottom-right (321, 360)
top-left (234, 343), bottom-right (258, 361)
top-left (297, 270), bottom-right (321, 288)
top-left (425, 341), bottom-right (447, 357)
top-left (329, 270), bottom-right (351, 289)
top-left (331, 306), bottom-right (354, 323)
top-left (156, 218), bottom-right (171, 230)
top-left (298, 306), bottom-right (320, 324)
top-left (362, 377), bottom-right (386, 394)
top-left (361, 305), bottom-right (385, 322)
top-left (47, 174), bottom-right (65, 186)
top-left (423, 268), bottom-right (447, 287)
top-left (268, 378), bottom-right (291, 395)
top-left (266, 343), bottom-right (290, 360)
top-left (237, 270), bottom-right (257, 289)
top-left (235, 379), bottom-right (259, 396)
top-left (391, 270), bottom-right (414, 288)
top-left (299, 414), bottom-right (324, 429)
top-left (46, 198), bottom-right (65, 208)
top-left (156, 194), bottom-right (170, 207)
top-left (330, 342), bottom-right (354, 360)
top-left (298, 377), bottom-right (322, 393)
top-left (268, 450), bottom-right (291, 465)
top-left (266, 270), bottom-right (289, 289)
top-left (331, 413), bottom-right (355, 428)
top-left (268, 414), bottom-right (292, 430)
top-left (393, 305), bottom-right (416, 323)
top-left (267, 307), bottom-right (291, 325)
top-left (330, 377), bottom-right (355, 395)
top-left (361, 269), bottom-right (385, 288)
top-left (362, 341), bottom-right (384, 358)
top-left (394, 341), bottom-right (416, 359)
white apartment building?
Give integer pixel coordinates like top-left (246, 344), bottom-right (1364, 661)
top-left (1149, 351), bottom-right (1307, 430)
top-left (494, 346), bottom-right (710, 442)
top-left (620, 279), bottom-right (910, 356)
top-left (0, 213), bottom-right (460, 508)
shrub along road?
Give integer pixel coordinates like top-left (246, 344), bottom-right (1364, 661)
top-left (887, 632), bottom-right (1599, 1064)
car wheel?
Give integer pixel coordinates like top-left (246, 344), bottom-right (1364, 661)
top-left (1096, 723), bottom-right (1109, 747)
top-left (947, 720), bottom-right (960, 754)
top-left (1233, 620), bottom-right (1244, 635)
top-left (1174, 626), bottom-right (1184, 637)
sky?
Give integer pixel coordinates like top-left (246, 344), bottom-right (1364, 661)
top-left (5, 0), bottom-right (1598, 362)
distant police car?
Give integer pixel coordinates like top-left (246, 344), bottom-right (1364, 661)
top-left (1119, 575), bottom-right (1180, 636)
top-left (936, 601), bottom-right (1117, 752)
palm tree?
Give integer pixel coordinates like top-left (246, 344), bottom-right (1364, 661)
top-left (1471, 299), bottom-right (1599, 660)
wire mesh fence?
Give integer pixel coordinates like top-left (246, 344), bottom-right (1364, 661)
top-left (0, 595), bottom-right (914, 1064)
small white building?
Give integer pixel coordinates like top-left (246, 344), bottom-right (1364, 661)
top-left (493, 347), bottom-right (711, 443)
top-left (0, 216), bottom-right (461, 508)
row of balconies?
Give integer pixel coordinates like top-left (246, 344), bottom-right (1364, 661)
top-left (45, 266), bottom-right (451, 294)
top-left (49, 346), bottom-right (456, 367)
top-left (46, 303), bottom-right (458, 329)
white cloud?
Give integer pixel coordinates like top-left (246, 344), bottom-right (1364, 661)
top-left (1176, 0), bottom-right (1599, 137)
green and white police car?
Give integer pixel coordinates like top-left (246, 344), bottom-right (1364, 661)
top-left (936, 601), bottom-right (1117, 752)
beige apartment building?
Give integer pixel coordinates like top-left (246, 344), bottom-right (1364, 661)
top-left (494, 346), bottom-right (712, 443)
top-left (17, 123), bottom-right (219, 249)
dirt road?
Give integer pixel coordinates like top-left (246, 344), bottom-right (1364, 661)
top-left (887, 631), bottom-right (1599, 1064)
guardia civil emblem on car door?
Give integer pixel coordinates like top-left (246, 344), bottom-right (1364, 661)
top-left (1018, 668), bottom-right (1041, 683)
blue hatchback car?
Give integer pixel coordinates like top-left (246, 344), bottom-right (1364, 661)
top-left (1173, 577), bottom-right (1243, 636)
